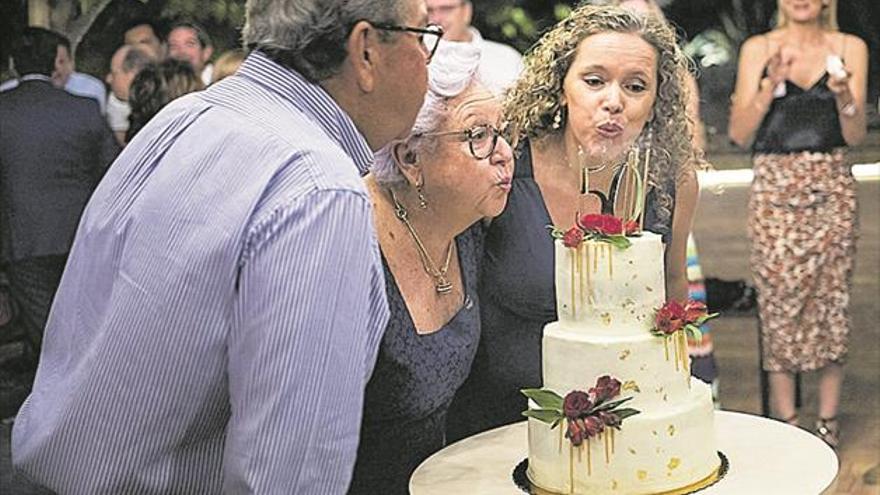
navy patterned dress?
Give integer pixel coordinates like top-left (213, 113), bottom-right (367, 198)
top-left (348, 225), bottom-right (483, 495)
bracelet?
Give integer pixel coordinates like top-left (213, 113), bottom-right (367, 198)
top-left (839, 102), bottom-right (857, 117)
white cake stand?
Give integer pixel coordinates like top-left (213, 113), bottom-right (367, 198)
top-left (410, 411), bottom-right (838, 495)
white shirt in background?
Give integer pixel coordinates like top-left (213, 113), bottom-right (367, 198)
top-left (439, 28), bottom-right (524, 97)
top-left (106, 93), bottom-right (131, 133)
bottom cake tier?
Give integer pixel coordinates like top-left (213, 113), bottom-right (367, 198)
top-left (527, 380), bottom-right (718, 495)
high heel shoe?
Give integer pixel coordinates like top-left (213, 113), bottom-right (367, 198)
top-left (815, 417), bottom-right (839, 449)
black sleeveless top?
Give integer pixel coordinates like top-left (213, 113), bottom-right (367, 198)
top-left (752, 72), bottom-right (846, 153)
top-left (446, 141), bottom-right (675, 441)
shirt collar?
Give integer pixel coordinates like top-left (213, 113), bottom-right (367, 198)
top-left (20, 74), bottom-right (52, 84)
top-left (237, 51), bottom-right (374, 174)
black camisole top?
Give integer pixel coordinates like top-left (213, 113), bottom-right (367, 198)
top-left (752, 72), bottom-right (846, 153)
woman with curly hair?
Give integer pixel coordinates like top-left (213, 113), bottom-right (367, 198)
top-left (447, 4), bottom-right (702, 440)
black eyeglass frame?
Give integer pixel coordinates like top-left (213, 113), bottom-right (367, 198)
top-left (372, 23), bottom-right (444, 63)
top-left (415, 124), bottom-right (502, 160)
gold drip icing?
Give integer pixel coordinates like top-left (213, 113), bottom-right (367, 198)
top-left (570, 251), bottom-right (576, 319)
top-left (559, 423), bottom-right (564, 453)
top-left (569, 444), bottom-right (575, 494)
top-left (663, 337), bottom-right (670, 361)
top-left (611, 428), bottom-right (615, 454)
top-left (586, 438), bottom-right (592, 475)
top-left (584, 245), bottom-right (592, 305)
top-left (603, 432), bottom-right (610, 464)
top-left (672, 334), bottom-right (680, 371)
top-left (608, 244), bottom-right (613, 278)
top-left (593, 243), bottom-right (599, 272)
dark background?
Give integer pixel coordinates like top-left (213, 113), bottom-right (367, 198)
top-left (1, 0), bottom-right (878, 141)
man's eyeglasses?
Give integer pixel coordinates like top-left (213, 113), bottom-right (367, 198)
top-left (373, 24), bottom-right (444, 63)
top-left (415, 124), bottom-right (502, 160)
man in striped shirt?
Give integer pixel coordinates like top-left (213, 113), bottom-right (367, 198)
top-left (12, 0), bottom-right (434, 492)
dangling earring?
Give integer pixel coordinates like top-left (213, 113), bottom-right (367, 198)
top-left (416, 175), bottom-right (428, 209)
top-left (552, 106), bottom-right (565, 130)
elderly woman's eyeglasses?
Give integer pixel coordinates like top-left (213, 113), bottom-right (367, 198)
top-left (416, 124), bottom-right (502, 160)
top-left (373, 24), bottom-right (444, 63)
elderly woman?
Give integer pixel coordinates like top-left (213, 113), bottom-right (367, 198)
top-left (349, 43), bottom-right (514, 494)
top-left (448, 4), bottom-right (701, 440)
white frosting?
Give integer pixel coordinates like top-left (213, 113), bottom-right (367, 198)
top-left (527, 382), bottom-right (718, 494)
top-left (555, 233), bottom-right (666, 336)
top-left (527, 232), bottom-right (718, 494)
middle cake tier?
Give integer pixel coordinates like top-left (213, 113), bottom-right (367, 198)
top-left (543, 321), bottom-right (695, 411)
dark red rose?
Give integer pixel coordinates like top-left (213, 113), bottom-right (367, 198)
top-left (655, 300), bottom-right (686, 335)
top-left (582, 415), bottom-right (605, 437)
top-left (597, 410), bottom-right (621, 428)
top-left (624, 220), bottom-right (639, 235)
top-left (683, 300), bottom-right (708, 324)
top-left (566, 418), bottom-right (584, 446)
top-left (562, 226), bottom-right (584, 248)
top-left (589, 375), bottom-right (622, 403)
top-left (563, 390), bottom-right (593, 419)
top-left (579, 213), bottom-right (623, 235)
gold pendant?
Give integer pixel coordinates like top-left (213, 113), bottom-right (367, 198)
top-left (435, 278), bottom-right (453, 294)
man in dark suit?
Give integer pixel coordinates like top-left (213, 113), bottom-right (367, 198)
top-left (0, 27), bottom-right (118, 367)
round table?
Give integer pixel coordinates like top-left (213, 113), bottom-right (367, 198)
top-left (410, 411), bottom-right (838, 495)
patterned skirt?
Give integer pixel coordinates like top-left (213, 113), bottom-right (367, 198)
top-left (748, 150), bottom-right (858, 373)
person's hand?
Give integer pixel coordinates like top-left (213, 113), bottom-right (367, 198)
top-left (826, 68), bottom-right (852, 99)
top-left (764, 48), bottom-right (793, 86)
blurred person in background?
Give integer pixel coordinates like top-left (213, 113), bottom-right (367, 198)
top-left (0, 28), bottom-right (118, 412)
top-left (211, 48), bottom-right (246, 83)
top-left (106, 44), bottom-right (155, 146)
top-left (426, 0), bottom-right (522, 96)
top-left (0, 33), bottom-right (106, 114)
top-left (167, 20), bottom-right (214, 86)
top-left (729, 0), bottom-right (867, 448)
top-left (126, 58), bottom-right (203, 141)
top-left (124, 18), bottom-right (164, 59)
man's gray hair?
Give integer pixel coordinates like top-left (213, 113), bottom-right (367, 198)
top-left (243, 0), bottom-right (409, 81)
top-left (121, 46), bottom-right (153, 74)
top-left (372, 41), bottom-right (483, 185)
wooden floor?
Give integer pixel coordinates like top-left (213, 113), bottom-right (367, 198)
top-left (694, 179), bottom-right (880, 495)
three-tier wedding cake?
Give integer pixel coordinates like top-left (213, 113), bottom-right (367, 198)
top-left (523, 216), bottom-right (720, 494)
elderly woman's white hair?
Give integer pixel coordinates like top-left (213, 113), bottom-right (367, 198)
top-left (371, 41), bottom-right (483, 185)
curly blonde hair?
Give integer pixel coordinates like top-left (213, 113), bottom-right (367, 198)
top-left (504, 3), bottom-right (698, 219)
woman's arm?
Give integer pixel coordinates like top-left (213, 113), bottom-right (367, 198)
top-left (665, 167), bottom-right (699, 302)
top-left (828, 34), bottom-right (869, 146)
top-left (728, 35), bottom-right (780, 149)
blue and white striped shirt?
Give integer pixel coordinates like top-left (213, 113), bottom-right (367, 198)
top-left (12, 52), bottom-right (390, 494)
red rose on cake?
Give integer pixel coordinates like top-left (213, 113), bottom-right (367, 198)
top-left (577, 213), bottom-right (623, 235)
top-left (563, 390), bottom-right (592, 419)
top-left (654, 300), bottom-right (686, 335)
top-left (589, 375), bottom-right (622, 404)
top-left (562, 226), bottom-right (584, 248)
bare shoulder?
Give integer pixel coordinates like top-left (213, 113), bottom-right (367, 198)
top-left (842, 33), bottom-right (869, 58)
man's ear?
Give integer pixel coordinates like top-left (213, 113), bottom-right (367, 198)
top-left (463, 1), bottom-right (474, 25)
top-left (203, 46), bottom-right (214, 65)
top-left (346, 20), bottom-right (381, 93)
top-left (392, 141), bottom-right (421, 187)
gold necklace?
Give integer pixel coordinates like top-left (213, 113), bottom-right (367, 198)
top-left (389, 189), bottom-right (455, 295)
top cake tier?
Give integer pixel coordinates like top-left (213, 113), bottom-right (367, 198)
top-left (555, 232), bottom-right (665, 336)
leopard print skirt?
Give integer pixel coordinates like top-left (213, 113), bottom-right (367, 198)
top-left (748, 150), bottom-right (858, 373)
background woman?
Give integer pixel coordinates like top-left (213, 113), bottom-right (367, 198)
top-left (448, 5), bottom-right (701, 440)
top-left (728, 0), bottom-right (867, 447)
top-left (349, 43), bottom-right (514, 494)
top-left (126, 58), bottom-right (203, 140)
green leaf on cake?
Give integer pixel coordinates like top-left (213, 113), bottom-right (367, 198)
top-left (604, 234), bottom-right (632, 250)
top-left (590, 396), bottom-right (633, 413)
top-left (614, 408), bottom-right (641, 421)
top-left (522, 408), bottom-right (564, 425)
top-left (521, 388), bottom-right (564, 411)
